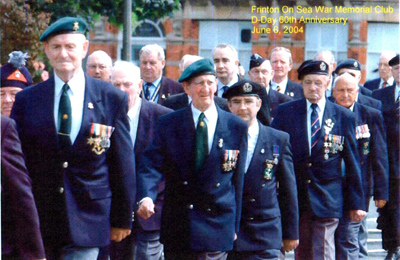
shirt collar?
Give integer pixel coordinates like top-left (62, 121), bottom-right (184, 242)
top-left (191, 101), bottom-right (218, 124)
top-left (127, 97), bottom-right (142, 120)
top-left (349, 103), bottom-right (355, 112)
top-left (146, 76), bottom-right (162, 87)
top-left (306, 96), bottom-right (326, 112)
top-left (217, 75), bottom-right (239, 90)
top-left (248, 121), bottom-right (259, 139)
top-left (54, 69), bottom-right (85, 96)
top-left (382, 77), bottom-right (394, 86)
top-left (271, 77), bottom-right (288, 89)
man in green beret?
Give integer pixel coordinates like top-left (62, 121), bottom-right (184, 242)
top-left (11, 17), bottom-right (135, 259)
top-left (137, 58), bottom-right (248, 260)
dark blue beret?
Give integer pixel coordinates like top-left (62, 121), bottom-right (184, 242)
top-left (178, 58), bottom-right (215, 83)
top-left (222, 80), bottom-right (262, 100)
top-left (335, 58), bottom-right (361, 74)
top-left (389, 54), bottom-right (399, 67)
top-left (39, 17), bottom-right (88, 42)
top-left (298, 60), bottom-right (329, 80)
top-left (1, 51), bottom-right (33, 89)
top-left (249, 53), bottom-right (267, 70)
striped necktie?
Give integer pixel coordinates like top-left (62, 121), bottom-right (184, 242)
top-left (144, 83), bottom-right (152, 100)
top-left (310, 104), bottom-right (321, 154)
top-left (58, 83), bottom-right (72, 150)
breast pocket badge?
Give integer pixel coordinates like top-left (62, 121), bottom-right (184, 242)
top-left (222, 149), bottom-right (240, 172)
top-left (87, 123), bottom-right (115, 155)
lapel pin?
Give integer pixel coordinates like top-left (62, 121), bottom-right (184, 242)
top-left (261, 148), bottom-right (265, 154)
top-left (88, 102), bottom-right (94, 109)
top-left (161, 94), bottom-right (166, 100)
top-left (218, 138), bottom-right (223, 148)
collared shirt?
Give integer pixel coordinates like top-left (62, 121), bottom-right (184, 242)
top-left (271, 77), bottom-right (288, 94)
top-left (325, 76), bottom-right (333, 97)
top-left (395, 85), bottom-right (400, 102)
top-left (349, 103), bottom-right (355, 112)
top-left (127, 98), bottom-right (142, 146)
top-left (216, 75), bottom-right (239, 98)
top-left (380, 77), bottom-right (394, 89)
top-left (144, 76), bottom-right (162, 103)
top-left (306, 97), bottom-right (326, 154)
top-left (53, 69), bottom-right (85, 144)
top-left (245, 121), bottom-right (259, 172)
top-left (191, 102), bottom-right (218, 153)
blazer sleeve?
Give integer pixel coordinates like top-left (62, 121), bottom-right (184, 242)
top-left (277, 134), bottom-right (299, 240)
top-left (1, 117), bottom-right (46, 259)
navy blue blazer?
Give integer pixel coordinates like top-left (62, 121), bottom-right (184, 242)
top-left (163, 92), bottom-right (229, 112)
top-left (364, 78), bottom-right (381, 91)
top-left (372, 85), bottom-right (399, 180)
top-left (235, 122), bottom-right (298, 251)
top-left (358, 93), bottom-right (382, 110)
top-left (352, 103), bottom-right (389, 211)
top-left (1, 116), bottom-right (45, 259)
top-left (269, 88), bottom-right (293, 120)
top-left (359, 85), bottom-right (373, 96)
top-left (271, 99), bottom-right (364, 217)
top-left (158, 76), bottom-right (184, 105)
top-left (138, 105), bottom-right (248, 251)
top-left (285, 80), bottom-right (304, 100)
top-left (134, 99), bottom-right (172, 231)
top-left (10, 74), bottom-right (136, 248)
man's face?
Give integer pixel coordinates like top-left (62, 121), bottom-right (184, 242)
top-left (302, 74), bottom-right (329, 104)
top-left (183, 74), bottom-right (217, 112)
top-left (112, 70), bottom-right (142, 110)
top-left (1, 86), bottom-right (23, 117)
top-left (248, 62), bottom-right (274, 87)
top-left (337, 68), bottom-right (361, 83)
top-left (378, 55), bottom-right (393, 81)
top-left (213, 48), bottom-right (238, 84)
top-left (44, 34), bottom-right (88, 79)
top-left (333, 76), bottom-right (359, 108)
top-left (270, 50), bottom-right (292, 80)
top-left (228, 95), bottom-right (261, 126)
top-left (139, 52), bottom-right (165, 83)
top-left (392, 64), bottom-right (399, 86)
top-left (87, 55), bottom-right (111, 82)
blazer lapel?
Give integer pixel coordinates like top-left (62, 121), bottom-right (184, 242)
top-left (41, 77), bottom-right (60, 150)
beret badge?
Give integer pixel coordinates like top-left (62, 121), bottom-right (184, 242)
top-left (73, 22), bottom-right (79, 31)
top-left (320, 62), bottom-right (326, 71)
top-left (243, 82), bottom-right (252, 93)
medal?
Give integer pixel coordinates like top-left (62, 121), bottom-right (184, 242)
top-left (261, 148), bottom-right (265, 154)
top-left (88, 123), bottom-right (115, 155)
top-left (273, 145), bottom-right (279, 165)
top-left (218, 138), bottom-right (223, 148)
top-left (100, 137), bottom-right (110, 148)
top-left (88, 102), bottom-right (94, 109)
top-left (324, 153), bottom-right (329, 160)
top-left (363, 142), bottom-right (370, 155)
top-left (264, 159), bottom-right (274, 180)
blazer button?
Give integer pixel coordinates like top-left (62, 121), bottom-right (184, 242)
top-left (307, 163), bottom-right (312, 168)
top-left (58, 187), bottom-right (64, 194)
top-left (207, 208), bottom-right (212, 212)
top-left (306, 180), bottom-right (312, 184)
top-left (250, 198), bottom-right (256, 202)
top-left (63, 162), bottom-right (68, 168)
top-left (215, 183), bottom-right (220, 188)
top-left (183, 181), bottom-right (188, 185)
top-left (248, 217), bottom-right (254, 220)
top-left (360, 161), bottom-right (364, 166)
top-left (188, 204), bottom-right (193, 209)
top-left (261, 183), bottom-right (266, 187)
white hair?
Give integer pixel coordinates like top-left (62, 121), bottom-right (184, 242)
top-left (139, 44), bottom-right (165, 61)
top-left (87, 50), bottom-right (112, 67)
top-left (111, 60), bottom-right (141, 84)
top-left (212, 43), bottom-right (238, 61)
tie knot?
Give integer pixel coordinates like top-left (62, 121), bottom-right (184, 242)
top-left (62, 83), bottom-right (69, 93)
top-left (311, 104), bottom-right (318, 111)
top-left (199, 112), bottom-right (205, 122)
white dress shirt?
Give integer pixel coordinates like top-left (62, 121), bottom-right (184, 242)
top-left (53, 69), bottom-right (85, 144)
top-left (245, 121), bottom-right (259, 172)
top-left (191, 102), bottom-right (218, 153)
top-left (216, 75), bottom-right (239, 98)
top-left (380, 77), bottom-right (394, 89)
top-left (271, 77), bottom-right (288, 94)
top-left (127, 98), bottom-right (142, 146)
top-left (306, 97), bottom-right (326, 154)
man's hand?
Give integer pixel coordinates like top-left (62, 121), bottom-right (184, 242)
top-left (375, 199), bottom-right (387, 208)
top-left (110, 228), bottom-right (131, 242)
top-left (349, 209), bottom-right (367, 222)
top-left (137, 198), bottom-right (155, 219)
top-left (282, 239), bottom-right (299, 252)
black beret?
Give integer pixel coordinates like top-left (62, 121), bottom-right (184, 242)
top-left (222, 80), bottom-right (262, 100)
top-left (298, 60), bottom-right (329, 80)
top-left (1, 51), bottom-right (33, 89)
top-left (178, 58), bottom-right (215, 83)
top-left (335, 58), bottom-right (361, 74)
top-left (40, 17), bottom-right (88, 42)
top-left (249, 53), bottom-right (267, 70)
top-left (388, 54), bottom-right (399, 67)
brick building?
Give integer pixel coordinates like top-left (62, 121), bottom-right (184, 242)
top-left (88, 0), bottom-right (399, 83)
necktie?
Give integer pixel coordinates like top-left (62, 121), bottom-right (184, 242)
top-left (222, 86), bottom-right (228, 95)
top-left (195, 113), bottom-right (208, 173)
top-left (58, 83), bottom-right (72, 150)
top-left (310, 104), bottom-right (321, 154)
top-left (276, 85), bottom-right (281, 93)
top-left (145, 83), bottom-right (152, 100)
top-left (382, 81), bottom-right (387, 88)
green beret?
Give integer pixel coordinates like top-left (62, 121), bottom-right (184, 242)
top-left (40, 17), bottom-right (88, 42)
top-left (223, 80), bottom-right (262, 100)
top-left (178, 58), bottom-right (215, 83)
top-left (389, 54), bottom-right (399, 67)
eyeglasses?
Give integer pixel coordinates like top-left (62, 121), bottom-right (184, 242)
top-left (87, 64), bottom-right (109, 71)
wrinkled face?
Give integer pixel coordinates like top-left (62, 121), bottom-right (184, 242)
top-left (44, 34), bottom-right (88, 79)
top-left (228, 95), bottom-right (261, 125)
top-left (333, 78), bottom-right (359, 108)
top-left (183, 74), bottom-right (217, 112)
top-left (392, 64), bottom-right (400, 86)
top-left (139, 52), bottom-right (165, 83)
top-left (87, 56), bottom-right (111, 82)
top-left (302, 74), bottom-right (329, 104)
top-left (213, 48), bottom-right (238, 83)
top-left (270, 50), bottom-right (292, 80)
top-left (248, 62), bottom-right (274, 87)
top-left (1, 86), bottom-right (23, 117)
top-left (112, 70), bottom-right (142, 110)
top-left (378, 55), bottom-right (393, 81)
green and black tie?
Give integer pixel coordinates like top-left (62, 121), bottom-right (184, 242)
top-left (58, 83), bottom-right (72, 150)
top-left (195, 112), bottom-right (208, 173)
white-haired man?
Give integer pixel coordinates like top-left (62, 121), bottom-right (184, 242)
top-left (86, 50), bottom-right (112, 82)
top-left (364, 50), bottom-right (396, 91)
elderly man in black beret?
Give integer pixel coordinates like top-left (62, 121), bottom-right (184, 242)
top-left (11, 17), bottom-right (135, 259)
top-left (272, 60), bottom-right (365, 260)
top-left (223, 80), bottom-right (299, 259)
top-left (137, 58), bottom-right (248, 260)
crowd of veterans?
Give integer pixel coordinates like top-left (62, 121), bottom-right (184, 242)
top-left (1, 16), bottom-right (399, 260)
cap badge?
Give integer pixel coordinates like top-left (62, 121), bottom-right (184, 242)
top-left (15, 71), bottom-right (21, 78)
top-left (73, 22), bottom-right (79, 31)
top-left (243, 82), bottom-right (252, 93)
top-left (320, 62), bottom-right (326, 71)
top-left (353, 61), bottom-right (358, 68)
